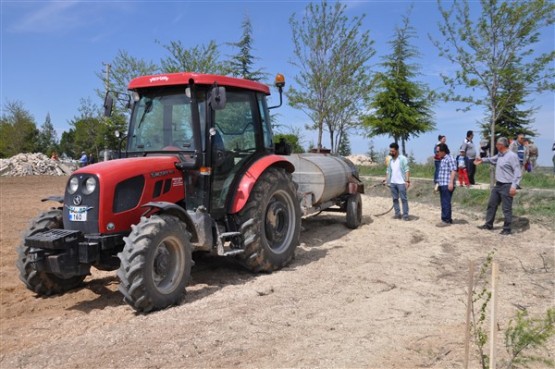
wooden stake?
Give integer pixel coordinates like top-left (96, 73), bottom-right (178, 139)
top-left (489, 261), bottom-right (499, 369)
top-left (464, 260), bottom-right (475, 369)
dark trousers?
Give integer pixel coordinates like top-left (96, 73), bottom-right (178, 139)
top-left (485, 183), bottom-right (513, 232)
top-left (434, 160), bottom-right (441, 183)
top-left (439, 185), bottom-right (454, 223)
top-left (466, 158), bottom-right (476, 184)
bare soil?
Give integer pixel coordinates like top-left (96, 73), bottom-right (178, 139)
top-left (1, 176), bottom-right (553, 368)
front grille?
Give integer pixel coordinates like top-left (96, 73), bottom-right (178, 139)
top-left (113, 175), bottom-right (145, 213)
top-left (63, 174), bottom-right (100, 234)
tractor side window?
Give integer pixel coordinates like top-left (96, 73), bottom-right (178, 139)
top-left (213, 91), bottom-right (255, 153)
top-left (210, 90), bottom-right (257, 215)
top-left (257, 93), bottom-right (273, 150)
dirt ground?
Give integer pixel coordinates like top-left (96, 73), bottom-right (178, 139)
top-left (0, 176), bottom-right (553, 369)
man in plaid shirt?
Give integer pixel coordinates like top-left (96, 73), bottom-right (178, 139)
top-left (436, 143), bottom-right (457, 226)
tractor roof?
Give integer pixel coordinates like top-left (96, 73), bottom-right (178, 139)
top-left (128, 72), bottom-right (270, 94)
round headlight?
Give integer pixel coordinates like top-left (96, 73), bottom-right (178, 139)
top-left (68, 177), bottom-right (79, 194)
top-left (83, 177), bottom-right (97, 195)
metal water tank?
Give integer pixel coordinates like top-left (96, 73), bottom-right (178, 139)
top-left (284, 153), bottom-right (356, 205)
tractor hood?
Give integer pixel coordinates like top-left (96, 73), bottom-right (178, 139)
top-left (73, 156), bottom-right (180, 183)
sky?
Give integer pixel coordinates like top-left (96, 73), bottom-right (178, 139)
top-left (1, 1), bottom-right (554, 165)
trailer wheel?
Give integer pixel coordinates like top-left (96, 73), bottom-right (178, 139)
top-left (235, 167), bottom-right (301, 272)
top-left (16, 209), bottom-right (86, 295)
top-left (346, 193), bottom-right (362, 229)
top-left (117, 215), bottom-right (192, 313)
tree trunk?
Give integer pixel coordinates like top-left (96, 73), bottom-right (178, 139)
top-left (490, 111), bottom-right (496, 188)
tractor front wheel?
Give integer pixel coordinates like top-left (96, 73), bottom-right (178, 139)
top-left (235, 168), bottom-right (301, 272)
top-left (17, 209), bottom-right (86, 295)
top-left (117, 215), bottom-right (192, 313)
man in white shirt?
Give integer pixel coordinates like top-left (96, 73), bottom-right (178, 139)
top-left (384, 143), bottom-right (411, 221)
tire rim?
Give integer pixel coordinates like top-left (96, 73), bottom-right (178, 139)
top-left (264, 189), bottom-right (295, 254)
top-left (151, 236), bottom-right (185, 294)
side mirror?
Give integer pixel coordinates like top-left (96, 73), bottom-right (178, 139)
top-left (209, 86), bottom-right (226, 110)
top-left (103, 92), bottom-right (114, 117)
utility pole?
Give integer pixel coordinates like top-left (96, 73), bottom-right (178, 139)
top-left (103, 63), bottom-right (111, 162)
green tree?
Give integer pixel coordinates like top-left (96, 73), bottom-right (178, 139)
top-left (70, 98), bottom-right (105, 157)
top-left (37, 113), bottom-right (58, 155)
top-left (0, 100), bottom-right (39, 157)
top-left (362, 9), bottom-right (434, 156)
top-left (226, 15), bottom-right (266, 81)
top-left (159, 40), bottom-right (226, 74)
top-left (59, 129), bottom-right (76, 158)
top-left (433, 0), bottom-right (554, 158)
top-left (337, 133), bottom-right (351, 156)
top-left (480, 64), bottom-right (537, 141)
top-left (273, 133), bottom-right (305, 153)
top-left (288, 0), bottom-right (375, 153)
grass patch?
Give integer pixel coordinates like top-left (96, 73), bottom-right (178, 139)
top-left (361, 173), bottom-right (555, 231)
top-left (358, 163), bottom-right (555, 189)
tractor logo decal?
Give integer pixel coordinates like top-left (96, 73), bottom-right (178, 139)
top-left (172, 177), bottom-right (183, 187)
top-left (149, 76), bottom-right (169, 83)
top-left (73, 195), bottom-right (82, 206)
top-left (151, 169), bottom-right (175, 178)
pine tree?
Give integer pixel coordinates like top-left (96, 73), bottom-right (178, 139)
top-left (227, 15), bottom-right (266, 81)
top-left (362, 9), bottom-right (434, 156)
top-left (37, 113), bottom-right (58, 154)
top-left (337, 133), bottom-right (351, 156)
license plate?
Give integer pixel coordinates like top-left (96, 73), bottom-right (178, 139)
top-left (69, 206), bottom-right (88, 222)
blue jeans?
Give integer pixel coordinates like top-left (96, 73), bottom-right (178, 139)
top-left (390, 183), bottom-right (409, 217)
top-left (439, 185), bottom-right (454, 223)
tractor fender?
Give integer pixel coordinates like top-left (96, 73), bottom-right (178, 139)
top-left (229, 155), bottom-right (295, 214)
top-left (141, 201), bottom-right (197, 242)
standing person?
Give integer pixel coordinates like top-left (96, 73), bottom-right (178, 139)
top-left (474, 137), bottom-right (522, 235)
top-left (384, 142), bottom-right (410, 221)
top-left (460, 130), bottom-right (477, 185)
top-left (527, 140), bottom-right (538, 171)
top-left (479, 137), bottom-right (490, 158)
top-left (79, 152), bottom-right (88, 167)
top-left (433, 135), bottom-right (446, 191)
top-left (88, 153), bottom-right (95, 165)
top-left (456, 149), bottom-right (470, 187)
top-left (509, 133), bottom-right (528, 171)
top-left (436, 143), bottom-right (457, 227)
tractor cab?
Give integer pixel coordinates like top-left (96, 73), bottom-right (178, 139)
top-left (107, 73), bottom-right (281, 219)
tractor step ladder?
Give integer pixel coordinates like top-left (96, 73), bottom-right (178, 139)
top-left (217, 231), bottom-right (245, 256)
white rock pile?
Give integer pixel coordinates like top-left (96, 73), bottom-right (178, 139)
top-left (345, 154), bottom-right (374, 166)
top-left (0, 153), bottom-right (78, 176)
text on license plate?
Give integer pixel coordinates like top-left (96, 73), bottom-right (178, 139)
top-left (69, 206), bottom-right (88, 222)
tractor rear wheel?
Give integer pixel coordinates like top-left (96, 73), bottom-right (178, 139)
top-left (117, 214), bottom-right (192, 313)
top-left (17, 209), bottom-right (86, 295)
top-left (235, 167), bottom-right (301, 272)
top-left (346, 193), bottom-right (362, 229)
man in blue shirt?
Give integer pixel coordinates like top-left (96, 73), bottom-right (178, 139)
top-left (475, 137), bottom-right (522, 235)
top-left (436, 143), bottom-right (457, 227)
top-left (79, 152), bottom-right (88, 167)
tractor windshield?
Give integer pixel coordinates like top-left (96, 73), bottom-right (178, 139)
top-left (128, 88), bottom-right (202, 153)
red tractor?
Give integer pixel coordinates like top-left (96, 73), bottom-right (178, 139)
top-left (17, 73), bottom-right (363, 313)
